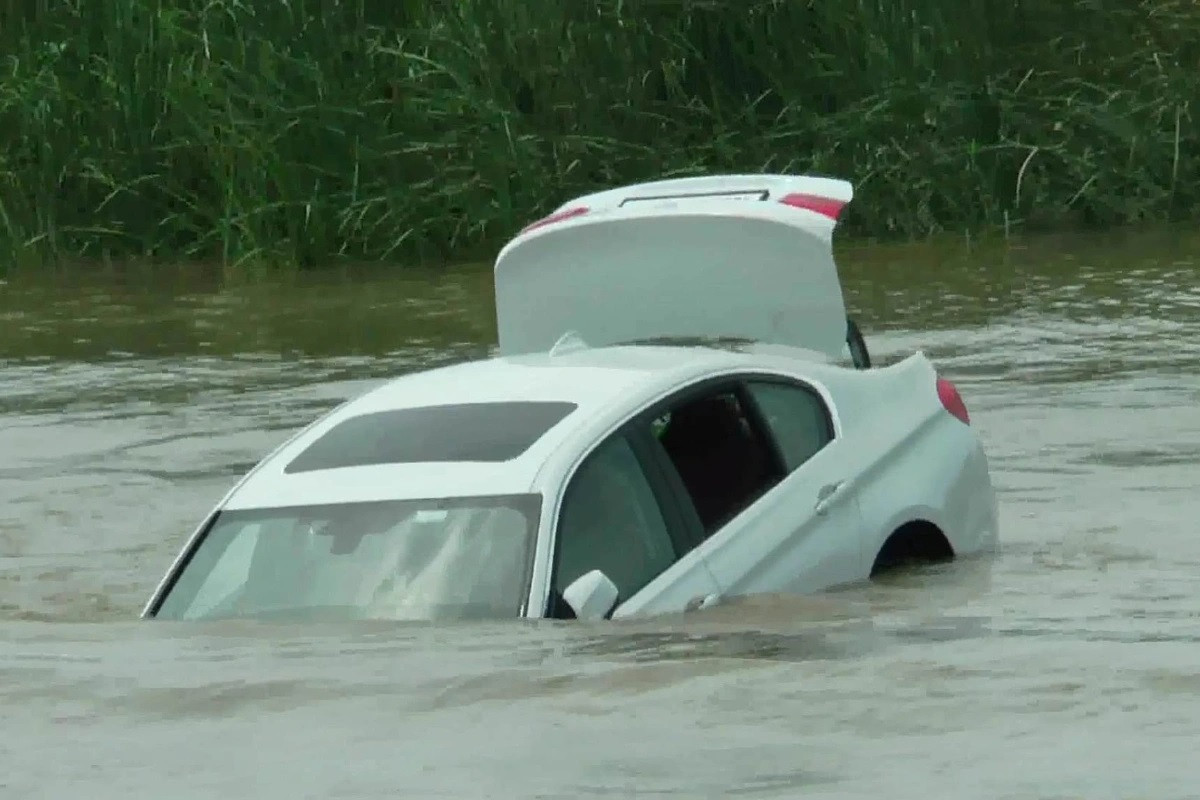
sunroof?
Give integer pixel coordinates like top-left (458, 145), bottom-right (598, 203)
top-left (284, 401), bottom-right (578, 474)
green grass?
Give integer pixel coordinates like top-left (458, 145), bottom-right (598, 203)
top-left (0, 0), bottom-right (1196, 272)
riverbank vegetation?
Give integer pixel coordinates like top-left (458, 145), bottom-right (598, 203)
top-left (0, 0), bottom-right (1196, 271)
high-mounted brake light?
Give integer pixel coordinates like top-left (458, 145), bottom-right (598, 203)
top-left (519, 205), bottom-right (589, 235)
top-left (777, 192), bottom-right (847, 221)
top-left (936, 376), bottom-right (970, 425)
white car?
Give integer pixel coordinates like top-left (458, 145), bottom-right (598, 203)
top-left (143, 173), bottom-right (999, 624)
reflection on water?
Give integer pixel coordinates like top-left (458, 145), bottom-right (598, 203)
top-left (2, 226), bottom-right (1200, 797)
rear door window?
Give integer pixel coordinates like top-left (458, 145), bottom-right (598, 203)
top-left (647, 384), bottom-right (785, 537)
top-left (744, 380), bottom-right (833, 472)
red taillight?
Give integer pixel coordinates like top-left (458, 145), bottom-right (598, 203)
top-left (936, 376), bottom-right (970, 425)
top-left (777, 192), bottom-right (846, 221)
top-left (519, 205), bottom-right (589, 235)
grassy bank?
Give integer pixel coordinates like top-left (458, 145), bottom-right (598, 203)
top-left (0, 0), bottom-right (1197, 272)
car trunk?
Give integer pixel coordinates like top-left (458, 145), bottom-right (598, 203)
top-left (493, 188), bottom-right (852, 360)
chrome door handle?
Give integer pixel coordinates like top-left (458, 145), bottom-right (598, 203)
top-left (685, 593), bottom-right (720, 612)
top-left (814, 480), bottom-right (844, 514)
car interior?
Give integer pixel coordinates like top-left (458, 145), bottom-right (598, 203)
top-left (657, 390), bottom-right (784, 534)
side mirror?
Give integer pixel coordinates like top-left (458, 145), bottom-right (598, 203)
top-left (562, 569), bottom-right (619, 621)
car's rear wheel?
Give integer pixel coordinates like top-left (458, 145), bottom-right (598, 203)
top-left (870, 520), bottom-right (953, 577)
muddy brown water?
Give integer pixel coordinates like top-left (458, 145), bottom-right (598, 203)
top-left (2, 228), bottom-right (1199, 799)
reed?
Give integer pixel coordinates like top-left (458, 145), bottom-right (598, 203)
top-left (0, 0), bottom-right (1195, 271)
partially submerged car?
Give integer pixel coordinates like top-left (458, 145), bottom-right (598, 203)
top-left (144, 174), bottom-right (999, 624)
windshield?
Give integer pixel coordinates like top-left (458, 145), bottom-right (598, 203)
top-left (152, 494), bottom-right (540, 622)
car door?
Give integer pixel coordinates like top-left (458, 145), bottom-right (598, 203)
top-left (546, 427), bottom-right (721, 619)
top-left (637, 373), bottom-right (866, 600)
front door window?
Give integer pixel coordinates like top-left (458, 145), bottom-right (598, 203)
top-left (553, 435), bottom-right (678, 607)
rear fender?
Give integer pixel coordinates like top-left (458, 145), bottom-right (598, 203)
top-left (854, 401), bottom-right (996, 566)
top-left (818, 353), bottom-right (942, 480)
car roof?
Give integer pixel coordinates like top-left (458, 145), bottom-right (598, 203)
top-left (222, 342), bottom-right (796, 511)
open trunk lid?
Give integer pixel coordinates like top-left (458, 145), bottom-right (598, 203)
top-left (493, 174), bottom-right (854, 359)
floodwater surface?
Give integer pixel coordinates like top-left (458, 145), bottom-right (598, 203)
top-left (2, 228), bottom-right (1200, 799)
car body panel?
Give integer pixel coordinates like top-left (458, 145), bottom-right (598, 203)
top-left (805, 353), bottom-right (1001, 565)
top-left (693, 431), bottom-right (868, 597)
top-left (494, 175), bottom-right (853, 360)
top-left (609, 545), bottom-right (723, 619)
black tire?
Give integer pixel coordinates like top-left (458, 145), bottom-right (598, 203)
top-left (846, 317), bottom-right (871, 369)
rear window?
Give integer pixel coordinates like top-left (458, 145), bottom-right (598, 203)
top-left (285, 401), bottom-right (578, 473)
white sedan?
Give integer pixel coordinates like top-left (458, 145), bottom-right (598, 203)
top-left (143, 173), bottom-right (999, 623)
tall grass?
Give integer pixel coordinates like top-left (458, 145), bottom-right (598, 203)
top-left (0, 0), bottom-right (1196, 271)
